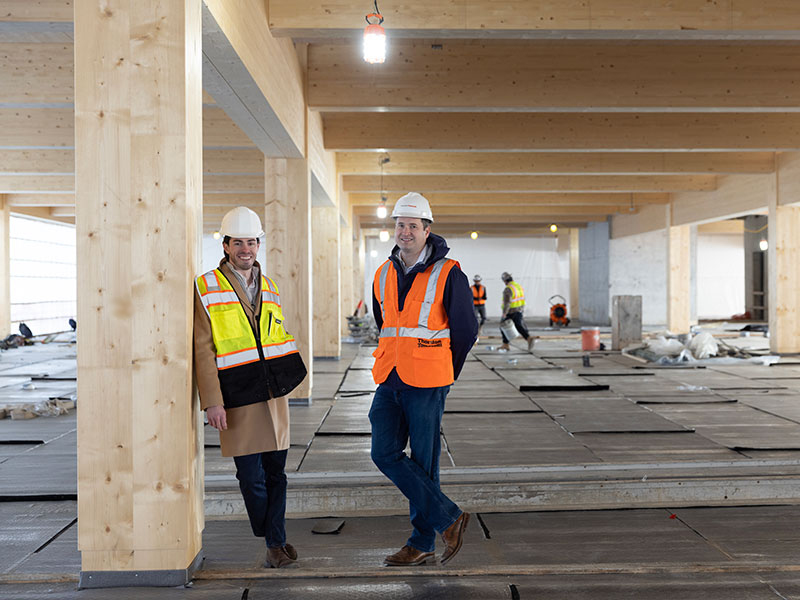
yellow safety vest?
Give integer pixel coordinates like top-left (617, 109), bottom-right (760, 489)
top-left (196, 269), bottom-right (299, 371)
top-left (506, 281), bottom-right (525, 309)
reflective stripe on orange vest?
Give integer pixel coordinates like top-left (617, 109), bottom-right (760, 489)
top-left (372, 257), bottom-right (457, 388)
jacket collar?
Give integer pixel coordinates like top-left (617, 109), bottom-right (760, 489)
top-left (389, 232), bottom-right (449, 275)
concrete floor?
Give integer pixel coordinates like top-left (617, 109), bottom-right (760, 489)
top-left (2, 321), bottom-right (800, 598)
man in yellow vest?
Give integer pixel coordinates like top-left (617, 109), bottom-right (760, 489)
top-left (499, 271), bottom-right (535, 352)
top-left (194, 207), bottom-right (307, 569)
top-left (370, 193), bottom-right (477, 567)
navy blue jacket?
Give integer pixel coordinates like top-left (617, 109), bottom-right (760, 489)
top-left (372, 233), bottom-right (478, 389)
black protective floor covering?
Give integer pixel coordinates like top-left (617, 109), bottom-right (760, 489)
top-left (317, 398), bottom-right (372, 435)
top-left (448, 379), bottom-right (526, 399)
top-left (534, 397), bottom-right (691, 433)
top-left (648, 402), bottom-right (800, 449)
top-left (338, 369), bottom-right (378, 393)
top-left (443, 412), bottom-right (600, 466)
top-left (499, 369), bottom-right (610, 392)
top-left (0, 501), bottom-right (77, 574)
top-left (573, 431), bottom-right (740, 462)
top-left (0, 412), bottom-right (76, 443)
top-left (0, 431), bottom-right (77, 495)
top-left (444, 394), bottom-right (541, 413)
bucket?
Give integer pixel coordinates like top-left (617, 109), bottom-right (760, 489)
top-left (581, 326), bottom-right (600, 351)
top-left (499, 319), bottom-right (520, 341)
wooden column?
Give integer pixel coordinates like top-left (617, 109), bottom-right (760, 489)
top-left (667, 225), bottom-right (692, 333)
top-left (0, 196), bottom-right (10, 337)
top-left (74, 0), bottom-right (203, 586)
top-left (569, 228), bottom-right (579, 322)
top-left (768, 197), bottom-right (800, 354)
top-left (264, 158), bottom-right (313, 400)
top-left (311, 206), bottom-right (341, 357)
top-left (356, 229), bottom-right (366, 309)
top-left (339, 218), bottom-right (354, 336)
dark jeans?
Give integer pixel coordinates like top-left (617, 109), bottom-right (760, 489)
top-left (501, 311), bottom-right (530, 343)
top-left (369, 384), bottom-right (462, 553)
top-left (233, 449), bottom-right (288, 548)
top-left (473, 304), bottom-right (486, 327)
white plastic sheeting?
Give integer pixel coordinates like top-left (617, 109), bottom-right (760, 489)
top-left (9, 215), bottom-right (76, 335)
top-left (697, 233), bottom-right (745, 319)
top-left (364, 235), bottom-right (570, 319)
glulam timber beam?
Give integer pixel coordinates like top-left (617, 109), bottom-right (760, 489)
top-left (353, 204), bottom-right (634, 218)
top-left (0, 106), bottom-right (257, 149)
top-left (324, 113), bottom-right (800, 152)
top-left (5, 193), bottom-right (74, 206)
top-left (269, 1), bottom-right (800, 37)
top-left (336, 152), bottom-right (776, 176)
top-left (358, 215), bottom-right (605, 227)
top-left (342, 174), bottom-right (716, 193)
top-left (310, 43), bottom-right (800, 111)
top-left (348, 192), bottom-right (670, 207)
top-left (0, 1), bottom-right (72, 22)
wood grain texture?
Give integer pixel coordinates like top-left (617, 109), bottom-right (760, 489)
top-left (75, 0), bottom-right (203, 572)
top-left (349, 192), bottom-right (670, 207)
top-left (0, 196), bottom-right (9, 338)
top-left (671, 174), bottom-right (773, 226)
top-left (312, 206), bottom-right (341, 357)
top-left (310, 42), bottom-right (800, 110)
top-left (667, 224), bottom-right (691, 334)
top-left (0, 0), bottom-right (73, 22)
top-left (264, 158), bottom-right (313, 399)
top-left (342, 174), bottom-right (717, 193)
top-left (0, 43), bottom-right (73, 104)
top-left (336, 152), bottom-right (776, 176)
top-left (769, 183), bottom-right (800, 353)
top-left (324, 113), bottom-right (800, 152)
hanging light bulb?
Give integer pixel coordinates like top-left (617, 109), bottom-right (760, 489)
top-left (212, 231), bottom-right (221, 240)
top-left (376, 204), bottom-right (387, 219)
top-left (550, 224), bottom-right (558, 233)
top-left (370, 250), bottom-right (378, 258)
top-left (470, 231), bottom-right (478, 240)
top-left (759, 238), bottom-right (769, 251)
top-left (363, 3), bottom-right (386, 64)
top-left (379, 229), bottom-right (390, 242)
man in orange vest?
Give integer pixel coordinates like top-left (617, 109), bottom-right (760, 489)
top-left (471, 274), bottom-right (487, 335)
top-left (370, 192), bottom-right (477, 567)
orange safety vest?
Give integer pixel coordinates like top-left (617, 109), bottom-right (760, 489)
top-left (372, 258), bottom-right (457, 388)
top-left (472, 283), bottom-right (486, 306)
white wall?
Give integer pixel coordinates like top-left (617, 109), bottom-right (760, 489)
top-left (609, 229), bottom-right (668, 326)
top-left (364, 234), bottom-right (570, 319)
top-left (10, 214), bottom-right (76, 335)
top-left (697, 233), bottom-right (745, 319)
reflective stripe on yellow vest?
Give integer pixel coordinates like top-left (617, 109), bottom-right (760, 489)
top-left (372, 257), bottom-right (457, 388)
top-left (507, 280), bottom-right (525, 309)
top-left (195, 269), bottom-right (299, 371)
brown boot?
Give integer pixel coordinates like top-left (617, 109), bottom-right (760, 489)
top-left (440, 512), bottom-right (470, 565)
top-left (265, 545), bottom-right (297, 568)
top-left (384, 545), bottom-right (434, 566)
top-left (498, 343), bottom-right (510, 352)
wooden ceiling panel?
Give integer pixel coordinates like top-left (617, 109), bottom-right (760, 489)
top-left (324, 112), bottom-right (800, 151)
top-left (347, 192), bottom-right (670, 206)
top-left (310, 42), bottom-right (800, 111)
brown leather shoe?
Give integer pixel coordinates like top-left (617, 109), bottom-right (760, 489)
top-left (265, 545), bottom-right (297, 568)
top-left (440, 512), bottom-right (470, 565)
top-left (384, 545), bottom-right (434, 566)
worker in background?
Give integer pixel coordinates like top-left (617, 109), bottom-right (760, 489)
top-left (471, 274), bottom-right (487, 336)
top-left (194, 207), bottom-right (307, 569)
top-left (499, 271), bottom-right (535, 352)
top-left (370, 192), bottom-right (477, 567)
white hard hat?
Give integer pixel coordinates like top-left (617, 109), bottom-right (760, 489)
top-left (473, 274), bottom-right (482, 282)
top-left (220, 206), bottom-right (264, 238)
top-left (391, 192), bottom-right (434, 222)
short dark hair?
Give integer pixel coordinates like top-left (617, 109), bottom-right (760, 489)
top-left (421, 219), bottom-right (432, 228)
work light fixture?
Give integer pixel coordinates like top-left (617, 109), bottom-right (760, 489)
top-left (376, 154), bottom-right (390, 217)
top-left (379, 229), bottom-right (390, 242)
top-left (470, 231), bottom-right (478, 240)
top-left (759, 238), bottom-right (769, 251)
top-left (363, 1), bottom-right (386, 64)
top-left (550, 224), bottom-right (558, 233)
top-left (212, 231), bottom-right (221, 240)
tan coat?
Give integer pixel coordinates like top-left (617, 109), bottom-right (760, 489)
top-left (193, 259), bottom-right (290, 457)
